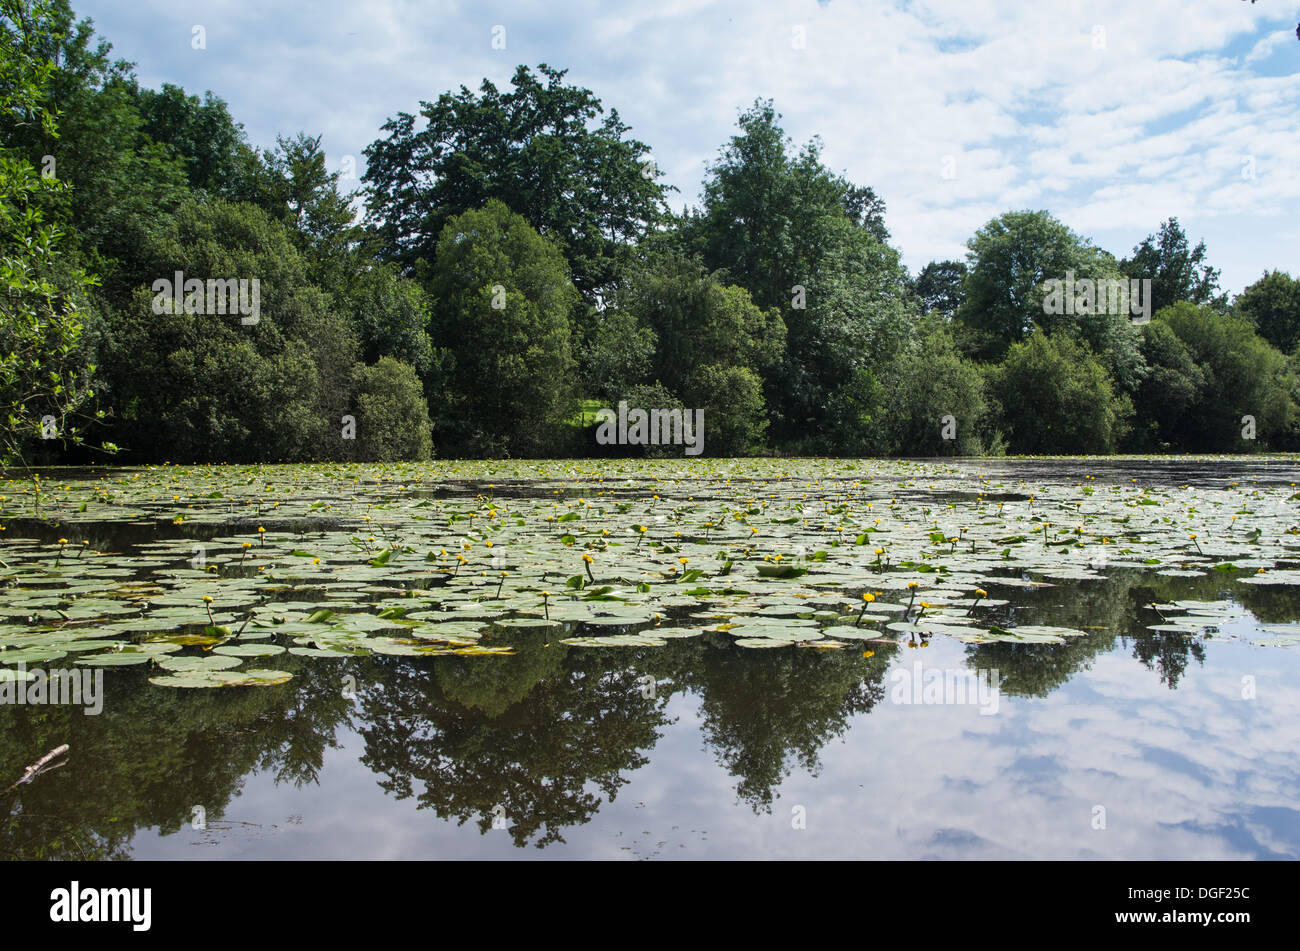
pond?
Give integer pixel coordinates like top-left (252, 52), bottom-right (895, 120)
top-left (2, 456), bottom-right (1298, 859)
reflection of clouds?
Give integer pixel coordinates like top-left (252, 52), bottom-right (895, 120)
top-left (130, 633), bottom-right (1300, 859)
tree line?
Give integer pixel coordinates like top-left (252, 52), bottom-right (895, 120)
top-left (3, 0), bottom-right (1298, 465)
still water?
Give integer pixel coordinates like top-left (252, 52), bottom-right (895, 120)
top-left (2, 457), bottom-right (1298, 859)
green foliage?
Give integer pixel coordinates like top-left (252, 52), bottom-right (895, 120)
top-left (687, 99), bottom-right (860, 311)
top-left (0, 0), bottom-right (106, 467)
top-left (684, 363), bottom-right (768, 456)
top-left (957, 210), bottom-right (1117, 361)
top-left (1235, 269), bottom-right (1300, 354)
top-left (99, 199), bottom-right (360, 462)
top-left (349, 356), bottom-right (433, 461)
top-left (992, 331), bottom-right (1131, 453)
top-left (3, 1), bottom-right (1293, 463)
top-left (879, 322), bottom-right (988, 456)
top-left (343, 262), bottom-right (433, 373)
top-left (778, 219), bottom-right (913, 448)
top-left (136, 83), bottom-right (253, 197)
top-left (428, 200), bottom-right (578, 456)
top-left (616, 252), bottom-right (784, 399)
top-left (579, 309), bottom-right (657, 403)
top-left (1129, 321), bottom-right (1207, 450)
top-left (363, 64), bottom-right (668, 297)
top-left (914, 259), bottom-right (967, 320)
top-left (1153, 302), bottom-right (1295, 449)
top-left (1121, 217), bottom-right (1224, 314)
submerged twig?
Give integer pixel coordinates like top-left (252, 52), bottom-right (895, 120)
top-left (4, 744), bottom-right (70, 794)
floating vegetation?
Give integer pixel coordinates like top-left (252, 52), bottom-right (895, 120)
top-left (1, 457), bottom-right (1298, 691)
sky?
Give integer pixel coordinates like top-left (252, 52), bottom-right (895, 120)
top-left (72, 0), bottom-right (1300, 296)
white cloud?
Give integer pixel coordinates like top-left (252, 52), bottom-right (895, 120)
top-left (74, 0), bottom-right (1300, 292)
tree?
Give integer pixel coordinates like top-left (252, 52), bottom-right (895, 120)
top-left (685, 363), bottom-right (768, 456)
top-left (956, 210), bottom-right (1120, 361)
top-left (0, 1), bottom-right (190, 293)
top-left (1128, 321), bottom-right (1207, 450)
top-left (914, 259), bottom-right (966, 320)
top-left (349, 357), bottom-right (433, 461)
top-left (97, 198), bottom-right (359, 462)
top-left (0, 0), bottom-right (106, 468)
top-left (879, 321), bottom-right (989, 456)
top-left (616, 252), bottom-right (784, 399)
top-left (687, 99), bottom-right (869, 313)
top-left (136, 84), bottom-right (252, 197)
top-left (1153, 302), bottom-right (1295, 449)
top-left (991, 332), bottom-right (1131, 454)
top-left (1235, 270), bottom-right (1300, 355)
top-left (343, 262), bottom-right (433, 374)
top-left (776, 218), bottom-right (914, 449)
top-left (578, 309), bottom-right (657, 403)
top-left (427, 200), bottom-right (578, 457)
top-left (1121, 217), bottom-right (1223, 314)
top-left (363, 64), bottom-right (668, 298)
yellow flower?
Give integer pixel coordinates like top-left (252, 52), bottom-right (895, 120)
top-left (202, 595), bottom-right (213, 603)
top-left (907, 581), bottom-right (919, 589)
top-left (582, 553), bottom-right (593, 563)
top-left (862, 593), bottom-right (875, 603)
top-left (57, 538), bottom-right (68, 545)
top-left (975, 589), bottom-right (987, 597)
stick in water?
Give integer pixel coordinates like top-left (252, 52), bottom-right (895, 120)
top-left (5, 744), bottom-right (70, 794)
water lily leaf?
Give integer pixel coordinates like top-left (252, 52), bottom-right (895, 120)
top-left (213, 643), bottom-right (286, 657)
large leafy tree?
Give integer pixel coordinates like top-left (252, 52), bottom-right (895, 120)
top-left (913, 259), bottom-right (967, 320)
top-left (684, 101), bottom-right (907, 446)
top-left (348, 356), bottom-right (433, 461)
top-left (1152, 302), bottom-right (1295, 450)
top-left (685, 99), bottom-right (862, 312)
top-left (363, 64), bottom-right (668, 298)
top-left (1234, 269), bottom-right (1300, 355)
top-left (777, 218), bottom-right (914, 449)
top-left (878, 320), bottom-right (988, 457)
top-left (956, 210), bottom-right (1123, 361)
top-left (0, 0), bottom-right (106, 467)
top-left (611, 252), bottom-right (785, 454)
top-left (616, 252), bottom-right (784, 398)
top-left (99, 199), bottom-right (361, 462)
top-left (990, 332), bottom-right (1131, 454)
top-left (427, 200), bottom-right (578, 457)
top-left (1121, 217), bottom-right (1223, 314)
top-left (135, 83), bottom-right (257, 198)
top-left (0, 0), bottom-right (190, 294)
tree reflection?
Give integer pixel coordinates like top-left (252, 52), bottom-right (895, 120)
top-left (681, 639), bottom-right (895, 812)
top-left (1, 559), bottom-right (1291, 856)
top-left (356, 635), bottom-right (679, 847)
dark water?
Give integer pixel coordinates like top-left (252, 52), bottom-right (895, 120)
top-left (3, 458), bottom-right (1299, 860)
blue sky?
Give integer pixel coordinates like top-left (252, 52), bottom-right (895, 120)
top-left (73, 0), bottom-right (1300, 295)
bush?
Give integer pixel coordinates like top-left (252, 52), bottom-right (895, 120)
top-left (992, 332), bottom-right (1130, 454)
top-left (879, 324), bottom-right (987, 456)
top-left (349, 357), bottom-right (433, 461)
